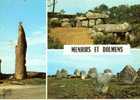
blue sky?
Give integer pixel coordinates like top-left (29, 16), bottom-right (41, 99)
top-left (48, 49), bottom-right (140, 75)
top-left (48, 0), bottom-right (140, 14)
top-left (0, 0), bottom-right (46, 73)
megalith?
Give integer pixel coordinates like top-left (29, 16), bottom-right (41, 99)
top-left (15, 22), bottom-right (27, 80)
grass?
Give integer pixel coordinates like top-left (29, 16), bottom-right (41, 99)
top-left (49, 27), bottom-right (93, 45)
top-left (48, 77), bottom-right (140, 99)
top-left (21, 78), bottom-right (46, 85)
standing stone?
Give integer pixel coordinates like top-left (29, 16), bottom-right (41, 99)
top-left (60, 69), bottom-right (68, 78)
top-left (74, 69), bottom-right (80, 77)
top-left (87, 67), bottom-right (97, 78)
top-left (119, 65), bottom-right (137, 84)
top-left (56, 70), bottom-right (61, 79)
top-left (61, 18), bottom-right (71, 27)
top-left (15, 22), bottom-right (27, 80)
top-left (89, 20), bottom-right (95, 27)
top-left (81, 20), bottom-right (88, 27)
top-left (104, 69), bottom-right (112, 75)
top-left (96, 72), bottom-right (113, 93)
top-left (137, 68), bottom-right (140, 77)
top-left (80, 70), bottom-right (86, 80)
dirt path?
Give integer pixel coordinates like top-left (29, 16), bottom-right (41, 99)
top-left (49, 27), bottom-right (93, 45)
top-left (0, 85), bottom-right (46, 99)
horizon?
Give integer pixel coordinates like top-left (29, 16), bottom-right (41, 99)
top-left (48, 49), bottom-right (140, 75)
top-left (48, 0), bottom-right (140, 14)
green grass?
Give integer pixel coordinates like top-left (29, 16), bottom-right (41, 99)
top-left (48, 77), bottom-right (140, 99)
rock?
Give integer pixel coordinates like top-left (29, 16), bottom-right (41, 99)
top-left (9, 75), bottom-right (14, 80)
top-left (56, 70), bottom-right (61, 79)
top-left (61, 22), bottom-right (71, 27)
top-left (96, 19), bottom-right (103, 25)
top-left (75, 16), bottom-right (86, 27)
top-left (60, 69), bottom-right (68, 78)
top-left (97, 73), bottom-right (112, 86)
top-left (15, 22), bottom-right (27, 80)
top-left (137, 68), bottom-right (140, 77)
top-left (93, 22), bottom-right (131, 33)
top-left (82, 20), bottom-right (88, 27)
top-left (119, 65), bottom-right (137, 84)
top-left (104, 69), bottom-right (112, 75)
top-left (87, 67), bottom-right (97, 78)
top-left (74, 69), bottom-right (80, 77)
top-left (61, 18), bottom-right (71, 27)
top-left (80, 71), bottom-right (86, 80)
top-left (96, 73), bottom-right (112, 93)
top-left (89, 20), bottom-right (95, 27)
top-left (50, 18), bottom-right (59, 22)
top-left (86, 12), bottom-right (109, 19)
top-left (55, 69), bottom-right (68, 79)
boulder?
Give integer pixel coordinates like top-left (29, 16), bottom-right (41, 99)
top-left (50, 18), bottom-right (59, 22)
top-left (86, 12), bottom-right (109, 19)
top-left (89, 20), bottom-right (95, 27)
top-left (80, 71), bottom-right (86, 80)
top-left (93, 22), bottom-right (131, 33)
top-left (96, 19), bottom-right (103, 25)
top-left (60, 69), bottom-right (68, 78)
top-left (61, 19), bottom-right (71, 27)
top-left (82, 20), bottom-right (88, 27)
top-left (96, 73), bottom-right (113, 93)
top-left (74, 69), bottom-right (80, 77)
top-left (56, 70), bottom-right (61, 79)
top-left (61, 22), bottom-right (71, 27)
top-left (87, 67), bottom-right (97, 78)
top-left (119, 65), bottom-right (137, 84)
top-left (104, 69), bottom-right (112, 75)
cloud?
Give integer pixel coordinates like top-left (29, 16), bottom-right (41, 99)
top-left (6, 30), bottom-right (46, 47)
top-left (27, 31), bottom-right (46, 46)
top-left (0, 29), bottom-right (46, 73)
top-left (27, 57), bottom-right (46, 67)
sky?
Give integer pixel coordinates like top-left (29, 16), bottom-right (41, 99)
top-left (48, 49), bottom-right (140, 75)
top-left (48, 0), bottom-right (140, 14)
top-left (0, 0), bottom-right (46, 73)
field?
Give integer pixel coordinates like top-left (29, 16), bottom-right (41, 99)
top-left (0, 78), bottom-right (46, 99)
top-left (49, 27), bottom-right (93, 45)
top-left (48, 77), bottom-right (140, 99)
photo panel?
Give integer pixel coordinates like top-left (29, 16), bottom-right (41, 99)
top-left (47, 0), bottom-right (140, 99)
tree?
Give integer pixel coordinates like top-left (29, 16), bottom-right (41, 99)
top-left (48, 0), bottom-right (57, 13)
top-left (94, 4), bottom-right (109, 13)
top-left (60, 9), bottom-right (65, 14)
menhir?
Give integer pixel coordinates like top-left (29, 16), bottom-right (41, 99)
top-left (15, 22), bottom-right (27, 80)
